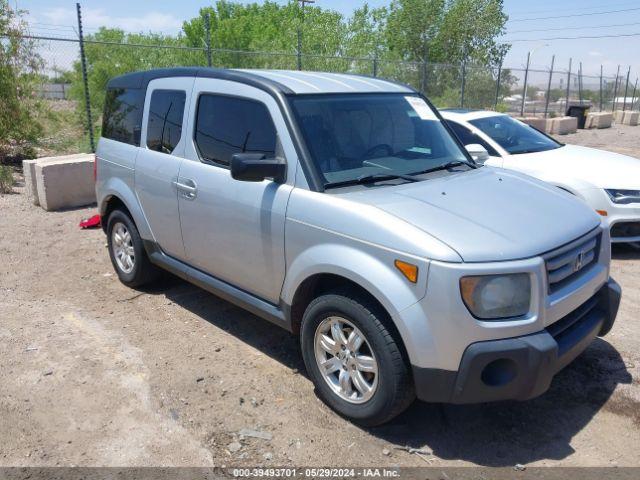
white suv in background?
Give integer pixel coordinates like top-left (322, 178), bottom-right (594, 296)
top-left (441, 109), bottom-right (640, 246)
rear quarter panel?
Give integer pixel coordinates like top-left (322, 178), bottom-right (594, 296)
top-left (96, 138), bottom-right (153, 240)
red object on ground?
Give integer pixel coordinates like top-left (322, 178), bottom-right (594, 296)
top-left (79, 214), bottom-right (101, 229)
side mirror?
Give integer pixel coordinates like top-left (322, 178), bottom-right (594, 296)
top-left (231, 153), bottom-right (286, 183)
top-left (465, 144), bottom-right (490, 164)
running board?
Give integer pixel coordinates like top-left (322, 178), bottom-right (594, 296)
top-left (145, 243), bottom-right (291, 331)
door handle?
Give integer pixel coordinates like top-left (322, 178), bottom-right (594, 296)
top-left (172, 179), bottom-right (198, 199)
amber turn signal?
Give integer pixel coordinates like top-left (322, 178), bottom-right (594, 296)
top-left (394, 260), bottom-right (418, 283)
top-left (596, 210), bottom-right (608, 216)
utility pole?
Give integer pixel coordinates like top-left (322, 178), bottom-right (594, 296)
top-left (297, 0), bottom-right (315, 71)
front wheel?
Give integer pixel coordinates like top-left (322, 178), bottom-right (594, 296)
top-left (300, 291), bottom-right (414, 426)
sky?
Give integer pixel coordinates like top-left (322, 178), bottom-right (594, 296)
top-left (14, 0), bottom-right (640, 82)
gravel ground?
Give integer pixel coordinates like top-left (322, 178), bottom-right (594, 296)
top-left (1, 125), bottom-right (639, 468)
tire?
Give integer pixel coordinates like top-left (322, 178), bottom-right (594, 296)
top-left (106, 209), bottom-right (160, 288)
top-left (300, 290), bottom-right (415, 426)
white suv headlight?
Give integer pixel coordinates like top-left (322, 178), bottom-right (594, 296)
top-left (460, 273), bottom-right (531, 320)
top-left (605, 189), bottom-right (640, 204)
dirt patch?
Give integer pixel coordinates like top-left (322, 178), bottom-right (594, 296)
top-left (557, 124), bottom-right (640, 157)
top-left (1, 126), bottom-right (639, 467)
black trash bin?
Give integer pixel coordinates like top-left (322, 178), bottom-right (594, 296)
top-left (566, 105), bottom-right (590, 129)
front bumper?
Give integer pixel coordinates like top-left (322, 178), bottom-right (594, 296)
top-left (579, 189), bottom-right (640, 243)
top-left (412, 278), bottom-right (621, 403)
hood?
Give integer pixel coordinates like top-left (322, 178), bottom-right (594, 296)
top-left (342, 167), bottom-right (600, 262)
top-left (512, 144), bottom-right (640, 190)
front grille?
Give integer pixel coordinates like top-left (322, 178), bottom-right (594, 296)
top-left (610, 221), bottom-right (640, 239)
top-left (547, 293), bottom-right (601, 356)
top-left (544, 230), bottom-right (600, 294)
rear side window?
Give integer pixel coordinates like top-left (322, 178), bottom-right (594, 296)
top-left (195, 94), bottom-right (276, 167)
top-left (102, 88), bottom-right (145, 146)
top-left (146, 90), bottom-right (186, 154)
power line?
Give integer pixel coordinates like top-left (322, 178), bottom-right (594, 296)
top-left (508, 21), bottom-right (640, 34)
top-left (508, 6), bottom-right (640, 23)
top-left (505, 32), bottom-right (640, 42)
top-left (509, 0), bottom-right (640, 17)
top-left (29, 22), bottom-right (76, 30)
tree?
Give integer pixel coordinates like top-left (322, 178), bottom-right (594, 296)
top-left (66, 0), bottom-right (511, 125)
top-left (350, 0), bottom-right (508, 65)
top-left (68, 28), bottom-right (199, 129)
top-left (0, 0), bottom-right (43, 162)
top-left (182, 1), bottom-right (347, 70)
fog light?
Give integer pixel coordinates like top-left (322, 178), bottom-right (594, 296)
top-left (481, 358), bottom-right (517, 387)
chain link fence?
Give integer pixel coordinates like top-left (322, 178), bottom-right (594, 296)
top-left (5, 32), bottom-right (639, 156)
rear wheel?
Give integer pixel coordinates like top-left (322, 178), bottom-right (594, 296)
top-left (300, 290), bottom-right (414, 426)
top-left (106, 209), bottom-right (160, 288)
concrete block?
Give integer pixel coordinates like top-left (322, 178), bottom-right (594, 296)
top-left (548, 116), bottom-right (578, 135)
top-left (517, 117), bottom-right (547, 132)
top-left (34, 154), bottom-right (95, 211)
top-left (22, 159), bottom-right (40, 205)
top-left (22, 153), bottom-right (88, 206)
top-left (585, 112), bottom-right (613, 129)
top-left (623, 111), bottom-right (639, 126)
top-left (584, 115), bottom-right (593, 129)
top-left (614, 110), bottom-right (626, 124)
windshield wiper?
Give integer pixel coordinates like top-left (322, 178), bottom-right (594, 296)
top-left (324, 173), bottom-right (420, 190)
top-left (409, 160), bottom-right (477, 177)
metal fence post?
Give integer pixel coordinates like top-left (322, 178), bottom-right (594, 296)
top-left (76, 3), bottom-right (94, 153)
top-left (296, 28), bottom-right (302, 71)
top-left (578, 62), bottom-right (583, 105)
top-left (494, 57), bottom-right (503, 110)
top-left (460, 58), bottom-right (466, 108)
top-left (520, 51), bottom-right (530, 117)
top-left (544, 55), bottom-right (555, 118)
top-left (205, 12), bottom-right (212, 67)
top-left (599, 65), bottom-right (603, 111)
top-left (565, 58), bottom-right (572, 114)
top-left (632, 78), bottom-right (638, 110)
top-left (372, 51), bottom-right (378, 77)
top-left (612, 65), bottom-right (621, 112)
top-left (623, 66), bottom-right (631, 111)
top-left (420, 44), bottom-right (428, 94)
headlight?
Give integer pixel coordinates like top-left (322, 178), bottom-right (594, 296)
top-left (605, 189), bottom-right (640, 204)
top-left (460, 273), bottom-right (531, 320)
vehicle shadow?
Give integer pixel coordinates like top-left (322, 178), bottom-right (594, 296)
top-left (147, 274), bottom-right (305, 372)
top-left (612, 243), bottom-right (640, 260)
top-left (143, 274), bottom-right (632, 467)
top-left (368, 338), bottom-right (632, 466)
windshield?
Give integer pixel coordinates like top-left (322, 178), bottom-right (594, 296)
top-left (469, 115), bottom-right (561, 155)
top-left (290, 93), bottom-right (469, 187)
